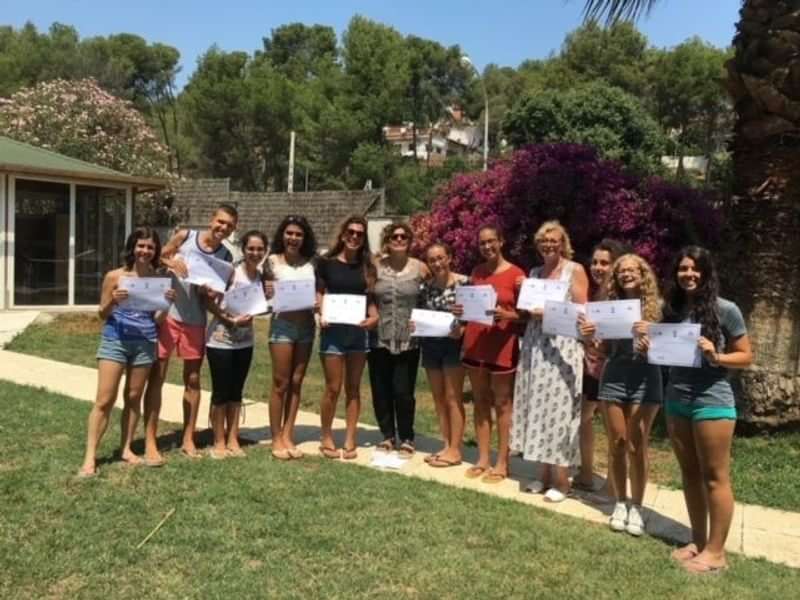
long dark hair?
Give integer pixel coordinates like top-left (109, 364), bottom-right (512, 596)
top-left (124, 227), bottom-right (161, 269)
top-left (326, 215), bottom-right (376, 289)
top-left (664, 246), bottom-right (721, 343)
top-left (270, 215), bottom-right (317, 258)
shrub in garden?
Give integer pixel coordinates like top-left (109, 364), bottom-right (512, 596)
top-left (410, 143), bottom-right (720, 278)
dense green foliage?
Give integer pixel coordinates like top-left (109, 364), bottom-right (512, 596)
top-left (0, 18), bottom-right (732, 212)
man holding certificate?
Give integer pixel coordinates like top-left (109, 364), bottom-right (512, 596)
top-left (316, 216), bottom-right (378, 460)
top-left (455, 225), bottom-right (525, 485)
top-left (578, 254), bottom-right (662, 537)
top-left (145, 204), bottom-right (237, 462)
top-left (263, 215), bottom-right (319, 460)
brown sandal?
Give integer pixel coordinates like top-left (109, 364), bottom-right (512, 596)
top-left (377, 439), bottom-right (395, 452)
top-left (341, 447), bottom-right (358, 460)
top-left (319, 445), bottom-right (339, 459)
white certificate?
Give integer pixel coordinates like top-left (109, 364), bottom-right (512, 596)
top-left (322, 294), bottom-right (367, 325)
top-left (648, 323), bottom-right (702, 368)
top-left (180, 251), bottom-right (234, 293)
top-left (542, 300), bottom-right (585, 339)
top-left (272, 279), bottom-right (316, 313)
top-left (517, 278), bottom-right (569, 311)
top-left (455, 285), bottom-right (496, 326)
top-left (586, 299), bottom-right (642, 340)
top-left (410, 309), bottom-right (456, 337)
top-left (118, 277), bottom-right (171, 312)
top-left (224, 282), bottom-right (269, 316)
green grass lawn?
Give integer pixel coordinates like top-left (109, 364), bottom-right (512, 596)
top-left (8, 313), bottom-right (800, 513)
top-left (1, 380), bottom-right (798, 599)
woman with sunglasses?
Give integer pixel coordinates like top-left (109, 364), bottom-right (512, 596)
top-left (79, 227), bottom-right (174, 477)
top-left (417, 242), bottom-right (468, 467)
top-left (512, 221), bottom-right (589, 503)
top-left (205, 230), bottom-right (269, 459)
top-left (368, 223), bottom-right (429, 456)
top-left (659, 246), bottom-right (752, 573)
top-left (454, 225), bottom-right (525, 484)
top-left (316, 216), bottom-right (378, 459)
top-left (263, 216), bottom-right (318, 460)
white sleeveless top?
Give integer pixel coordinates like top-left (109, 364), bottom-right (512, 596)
top-left (268, 255), bottom-right (315, 281)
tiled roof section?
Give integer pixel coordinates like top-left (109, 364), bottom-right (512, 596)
top-left (172, 178), bottom-right (385, 247)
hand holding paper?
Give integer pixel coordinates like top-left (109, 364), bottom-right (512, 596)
top-left (541, 300), bottom-right (585, 339)
top-left (455, 285), bottom-right (496, 326)
top-left (410, 309), bottom-right (456, 337)
top-left (647, 323), bottom-right (702, 367)
top-left (586, 299), bottom-right (641, 340)
top-left (181, 251), bottom-right (234, 293)
top-left (517, 278), bottom-right (569, 311)
top-left (118, 277), bottom-right (172, 312)
top-left (224, 282), bottom-right (269, 316)
top-left (322, 294), bottom-right (367, 326)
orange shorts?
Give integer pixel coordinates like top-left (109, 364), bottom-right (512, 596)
top-left (158, 316), bottom-right (205, 361)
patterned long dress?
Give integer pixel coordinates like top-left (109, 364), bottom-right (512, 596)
top-left (510, 262), bottom-right (584, 467)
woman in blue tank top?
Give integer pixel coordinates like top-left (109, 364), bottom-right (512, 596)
top-left (78, 227), bottom-right (175, 477)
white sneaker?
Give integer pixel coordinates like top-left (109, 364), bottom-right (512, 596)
top-left (626, 504), bottom-right (645, 537)
top-left (609, 502), bottom-right (628, 532)
top-left (525, 480), bottom-right (545, 494)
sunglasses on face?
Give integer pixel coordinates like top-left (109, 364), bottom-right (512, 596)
top-left (345, 228), bottom-right (365, 239)
top-left (390, 233), bottom-right (409, 242)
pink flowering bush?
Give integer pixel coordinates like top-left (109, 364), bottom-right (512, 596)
top-left (410, 144), bottom-right (720, 277)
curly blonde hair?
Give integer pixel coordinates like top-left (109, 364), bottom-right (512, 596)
top-left (534, 220), bottom-right (574, 259)
top-left (605, 254), bottom-right (662, 322)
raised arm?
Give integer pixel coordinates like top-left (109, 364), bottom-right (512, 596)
top-left (160, 229), bottom-right (190, 277)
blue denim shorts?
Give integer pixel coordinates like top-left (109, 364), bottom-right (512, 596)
top-left (96, 337), bottom-right (156, 367)
top-left (269, 316), bottom-right (316, 345)
top-left (319, 324), bottom-right (369, 355)
top-left (420, 337), bottom-right (462, 370)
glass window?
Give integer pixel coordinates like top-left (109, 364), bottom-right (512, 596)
top-left (14, 179), bottom-right (70, 305)
top-left (75, 186), bottom-right (126, 305)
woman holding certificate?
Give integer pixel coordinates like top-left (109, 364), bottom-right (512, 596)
top-left (456, 225), bottom-right (525, 484)
top-left (263, 216), bottom-right (318, 460)
top-left (205, 230), bottom-right (269, 459)
top-left (511, 221), bottom-right (589, 503)
top-left (316, 216), bottom-right (379, 459)
top-left (368, 223), bottom-right (429, 455)
top-left (659, 246), bottom-right (752, 573)
top-left (417, 243), bottom-right (468, 467)
top-left (79, 228), bottom-right (174, 477)
top-left (579, 254), bottom-right (662, 536)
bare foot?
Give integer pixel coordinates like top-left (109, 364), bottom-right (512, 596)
top-left (683, 550), bottom-right (727, 573)
top-left (227, 445), bottom-right (246, 458)
top-left (181, 444), bottom-right (201, 459)
top-left (671, 543), bottom-right (699, 562)
top-left (77, 464), bottom-right (97, 478)
top-left (144, 452), bottom-right (165, 467)
top-left (121, 451), bottom-right (143, 466)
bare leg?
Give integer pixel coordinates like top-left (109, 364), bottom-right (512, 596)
top-left (426, 368), bottom-right (450, 454)
top-left (144, 358), bottom-right (169, 463)
top-left (343, 352), bottom-right (367, 451)
top-left (225, 402), bottom-right (242, 451)
top-left (467, 367), bottom-right (492, 470)
top-left (80, 360), bottom-right (125, 474)
top-left (691, 418), bottom-right (736, 569)
top-left (180, 358), bottom-right (203, 455)
top-left (210, 404), bottom-right (227, 452)
top-left (440, 365), bottom-right (465, 463)
top-left (577, 398), bottom-right (599, 486)
top-left (269, 343), bottom-right (294, 452)
top-left (627, 403), bottom-right (660, 506)
top-left (667, 415), bottom-right (705, 559)
top-left (599, 401), bottom-right (616, 497)
top-left (119, 365), bottom-right (151, 464)
top-left (604, 401), bottom-right (629, 502)
top-left (282, 342), bottom-right (312, 449)
top-left (490, 371), bottom-right (515, 477)
top-left (320, 354), bottom-right (344, 450)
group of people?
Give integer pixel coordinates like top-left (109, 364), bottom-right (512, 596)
top-left (78, 205), bottom-right (752, 575)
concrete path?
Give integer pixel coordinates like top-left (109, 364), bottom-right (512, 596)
top-left (1, 348), bottom-right (798, 569)
top-left (0, 311), bottom-right (40, 347)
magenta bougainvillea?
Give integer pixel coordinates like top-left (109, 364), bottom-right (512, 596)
top-left (410, 144), bottom-right (720, 278)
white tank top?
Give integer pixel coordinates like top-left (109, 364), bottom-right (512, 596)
top-left (206, 264), bottom-right (260, 349)
top-left (269, 255), bottom-right (315, 281)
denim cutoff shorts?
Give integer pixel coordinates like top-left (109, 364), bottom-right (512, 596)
top-left (319, 324), bottom-right (369, 355)
top-left (420, 337), bottom-right (462, 370)
top-left (96, 337), bottom-right (156, 367)
top-left (269, 316), bottom-right (316, 345)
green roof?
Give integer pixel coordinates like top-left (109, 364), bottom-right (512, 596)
top-left (0, 136), bottom-right (166, 189)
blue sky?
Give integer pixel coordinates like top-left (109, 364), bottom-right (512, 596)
top-left (6, 1), bottom-right (741, 88)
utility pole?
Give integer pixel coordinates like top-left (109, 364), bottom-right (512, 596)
top-left (287, 130), bottom-right (295, 193)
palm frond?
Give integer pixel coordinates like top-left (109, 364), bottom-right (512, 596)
top-left (583, 0), bottom-right (661, 24)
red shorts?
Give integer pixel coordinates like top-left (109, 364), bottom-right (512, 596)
top-left (158, 316), bottom-right (205, 361)
top-left (462, 357), bottom-right (516, 375)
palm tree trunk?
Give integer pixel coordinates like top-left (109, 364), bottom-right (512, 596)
top-left (723, 0), bottom-right (800, 429)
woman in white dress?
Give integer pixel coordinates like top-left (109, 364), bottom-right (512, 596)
top-left (511, 221), bottom-right (589, 502)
